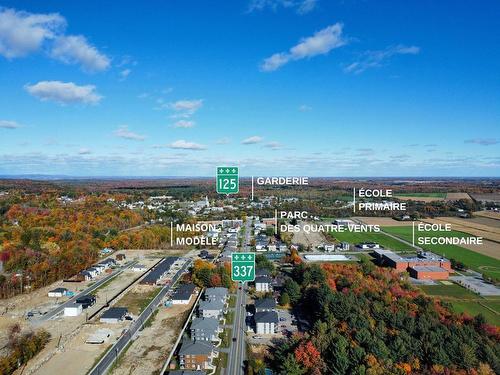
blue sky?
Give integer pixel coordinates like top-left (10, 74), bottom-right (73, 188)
top-left (0, 0), bottom-right (499, 177)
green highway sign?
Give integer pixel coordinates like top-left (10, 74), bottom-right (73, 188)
top-left (231, 252), bottom-right (255, 282)
top-left (216, 166), bottom-right (239, 194)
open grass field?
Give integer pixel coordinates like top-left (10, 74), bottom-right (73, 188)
top-left (419, 283), bottom-right (478, 299)
top-left (418, 282), bottom-right (500, 326)
top-left (450, 301), bottom-right (500, 326)
top-left (330, 229), bottom-right (415, 251)
top-left (384, 226), bottom-right (500, 279)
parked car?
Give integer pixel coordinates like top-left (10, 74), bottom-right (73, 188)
top-left (253, 335), bottom-right (263, 339)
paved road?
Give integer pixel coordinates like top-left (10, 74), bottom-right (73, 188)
top-left (227, 218), bottom-right (252, 375)
top-left (34, 260), bottom-right (139, 323)
top-left (88, 257), bottom-right (191, 375)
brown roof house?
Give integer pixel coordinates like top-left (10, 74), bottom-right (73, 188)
top-left (178, 339), bottom-right (217, 371)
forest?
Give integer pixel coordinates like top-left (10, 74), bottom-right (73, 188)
top-left (0, 190), bottom-right (164, 298)
top-left (267, 259), bottom-right (499, 375)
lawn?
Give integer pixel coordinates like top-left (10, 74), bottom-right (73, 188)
top-left (418, 282), bottom-right (500, 326)
top-left (213, 352), bottom-right (228, 375)
top-left (228, 295), bottom-right (236, 308)
top-left (220, 327), bottom-right (232, 348)
top-left (450, 301), bottom-right (500, 326)
top-left (395, 193), bottom-right (447, 198)
top-left (225, 310), bottom-right (234, 325)
top-left (329, 229), bottom-right (415, 252)
top-left (384, 226), bottom-right (500, 279)
top-left (419, 283), bottom-right (478, 299)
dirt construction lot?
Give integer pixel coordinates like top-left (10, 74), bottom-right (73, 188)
top-left (293, 221), bottom-right (326, 249)
top-left (111, 298), bottom-right (196, 375)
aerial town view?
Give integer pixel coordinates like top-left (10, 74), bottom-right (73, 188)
top-left (0, 1), bottom-right (499, 375)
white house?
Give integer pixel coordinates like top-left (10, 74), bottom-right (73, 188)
top-left (64, 303), bottom-right (83, 317)
top-left (254, 311), bottom-right (278, 334)
top-left (198, 299), bottom-right (225, 319)
top-left (255, 276), bottom-right (272, 292)
top-left (132, 264), bottom-right (147, 272)
top-left (48, 287), bottom-right (68, 298)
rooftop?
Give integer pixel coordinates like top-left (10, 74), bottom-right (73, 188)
top-left (254, 311), bottom-right (279, 324)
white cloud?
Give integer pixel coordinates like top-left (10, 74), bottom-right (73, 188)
top-left (298, 104), bottom-right (312, 112)
top-left (50, 35), bottom-right (110, 72)
top-left (0, 7), bottom-right (65, 58)
top-left (119, 68), bottom-right (131, 80)
top-left (25, 80), bottom-right (102, 104)
top-left (242, 136), bottom-right (263, 144)
top-left (216, 137), bottom-right (230, 145)
top-left (0, 120), bottom-right (21, 129)
top-left (465, 138), bottom-right (499, 146)
top-left (344, 44), bottom-right (420, 74)
top-left (114, 126), bottom-right (145, 141)
top-left (169, 99), bottom-right (203, 114)
top-left (168, 140), bottom-right (206, 150)
top-left (172, 120), bottom-right (195, 128)
top-left (260, 23), bottom-right (346, 71)
top-left (78, 148), bottom-right (91, 155)
top-left (263, 141), bottom-right (282, 150)
top-left (248, 0), bottom-right (318, 15)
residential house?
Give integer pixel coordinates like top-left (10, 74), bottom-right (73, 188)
top-left (64, 303), bottom-right (82, 317)
top-left (48, 287), bottom-right (68, 298)
top-left (178, 340), bottom-right (217, 371)
top-left (172, 283), bottom-right (196, 304)
top-left (254, 298), bottom-right (276, 313)
top-left (255, 276), bottom-right (272, 292)
top-left (100, 307), bottom-right (128, 323)
top-left (198, 299), bottom-right (225, 319)
top-left (204, 287), bottom-right (228, 303)
top-left (254, 311), bottom-right (278, 334)
top-left (76, 295), bottom-right (96, 309)
top-left (190, 317), bottom-right (221, 342)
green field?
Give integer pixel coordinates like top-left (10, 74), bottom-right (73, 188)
top-left (451, 301), bottom-right (500, 326)
top-left (383, 226), bottom-right (500, 279)
top-left (419, 283), bottom-right (478, 299)
top-left (418, 282), bottom-right (500, 326)
top-left (395, 192), bottom-right (446, 198)
top-left (330, 229), bottom-right (415, 252)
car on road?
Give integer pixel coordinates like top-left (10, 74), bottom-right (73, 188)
top-left (232, 337), bottom-right (237, 342)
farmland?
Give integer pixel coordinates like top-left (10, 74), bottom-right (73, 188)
top-left (384, 226), bottom-right (500, 279)
top-left (329, 228), bottom-right (415, 252)
top-left (395, 192), bottom-right (447, 198)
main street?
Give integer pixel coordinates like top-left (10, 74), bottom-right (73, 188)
top-left (227, 217), bottom-right (252, 375)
